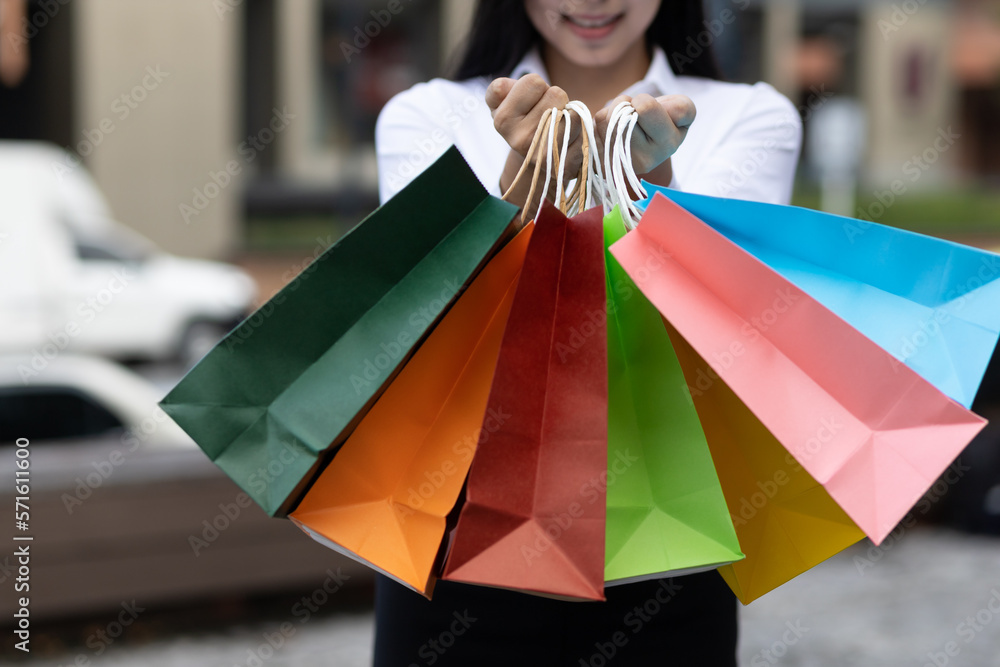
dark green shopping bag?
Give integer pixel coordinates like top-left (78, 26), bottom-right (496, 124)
top-left (603, 207), bottom-right (744, 584)
top-left (160, 147), bottom-right (519, 516)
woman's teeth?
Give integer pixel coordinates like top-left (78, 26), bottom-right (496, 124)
top-left (565, 15), bottom-right (619, 28)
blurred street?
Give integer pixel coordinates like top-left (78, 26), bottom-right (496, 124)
top-left (7, 527), bottom-right (998, 666)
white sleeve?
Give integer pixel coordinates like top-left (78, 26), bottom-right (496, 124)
top-left (374, 84), bottom-right (454, 205)
top-left (677, 83), bottom-right (802, 206)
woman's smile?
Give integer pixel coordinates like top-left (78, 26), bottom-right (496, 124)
top-left (527, 1), bottom-right (660, 68)
top-left (562, 12), bottom-right (626, 41)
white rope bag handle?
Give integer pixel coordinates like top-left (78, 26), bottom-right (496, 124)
top-left (602, 101), bottom-right (648, 229)
top-left (501, 103), bottom-right (603, 222)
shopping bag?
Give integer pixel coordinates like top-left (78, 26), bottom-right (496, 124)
top-left (160, 147), bottom-right (519, 516)
top-left (665, 320), bottom-right (865, 603)
top-left (610, 193), bottom-right (987, 544)
top-left (639, 184), bottom-right (1000, 409)
top-left (288, 224), bottom-right (533, 597)
top-left (602, 207), bottom-right (743, 585)
top-left (441, 202), bottom-right (608, 601)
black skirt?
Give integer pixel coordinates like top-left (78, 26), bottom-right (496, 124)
top-left (372, 570), bottom-right (738, 666)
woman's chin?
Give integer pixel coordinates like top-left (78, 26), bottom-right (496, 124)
top-left (561, 44), bottom-right (638, 70)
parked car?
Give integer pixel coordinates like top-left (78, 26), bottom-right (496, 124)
top-left (0, 354), bottom-right (369, 621)
top-left (0, 141), bottom-right (255, 365)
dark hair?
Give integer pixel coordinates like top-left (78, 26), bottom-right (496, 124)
top-left (452, 1), bottom-right (724, 81)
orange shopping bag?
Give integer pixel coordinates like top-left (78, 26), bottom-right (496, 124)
top-left (289, 224), bottom-right (533, 597)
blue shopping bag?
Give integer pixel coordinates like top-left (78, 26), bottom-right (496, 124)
top-left (638, 185), bottom-right (1000, 409)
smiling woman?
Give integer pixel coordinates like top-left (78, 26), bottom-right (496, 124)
top-left (373, 1), bottom-right (801, 665)
top-left (525, 0), bottom-right (662, 68)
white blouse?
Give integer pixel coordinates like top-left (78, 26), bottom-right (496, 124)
top-left (375, 47), bottom-right (802, 207)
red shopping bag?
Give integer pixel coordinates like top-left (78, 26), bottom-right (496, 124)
top-left (441, 201), bottom-right (608, 601)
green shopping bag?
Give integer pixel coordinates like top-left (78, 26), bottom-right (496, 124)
top-left (160, 147), bottom-right (519, 516)
top-left (603, 207), bottom-right (744, 584)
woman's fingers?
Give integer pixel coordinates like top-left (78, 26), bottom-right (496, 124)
top-left (631, 93), bottom-right (672, 144)
top-left (660, 94), bottom-right (697, 129)
top-left (489, 83), bottom-right (696, 168)
top-left (485, 77), bottom-right (516, 113)
top-left (631, 93), bottom-right (696, 173)
top-left (489, 74), bottom-right (571, 156)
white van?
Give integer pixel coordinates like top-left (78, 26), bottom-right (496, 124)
top-left (0, 142), bottom-right (255, 368)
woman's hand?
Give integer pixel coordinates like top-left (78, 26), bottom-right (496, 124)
top-left (486, 78), bottom-right (696, 211)
top-left (596, 93), bottom-right (697, 187)
top-left (487, 74), bottom-right (584, 213)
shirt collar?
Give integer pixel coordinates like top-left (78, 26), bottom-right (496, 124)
top-left (509, 45), bottom-right (679, 98)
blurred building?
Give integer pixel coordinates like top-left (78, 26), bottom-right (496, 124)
top-left (0, 0), bottom-right (996, 259)
top-left (747, 0), bottom-right (959, 189)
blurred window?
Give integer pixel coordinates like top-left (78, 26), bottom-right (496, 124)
top-left (318, 0), bottom-right (442, 153)
top-left (0, 387), bottom-right (124, 442)
top-left (74, 241), bottom-right (125, 262)
top-left (71, 232), bottom-right (150, 263)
